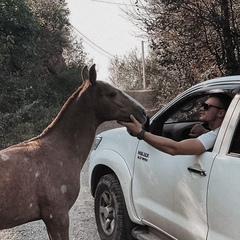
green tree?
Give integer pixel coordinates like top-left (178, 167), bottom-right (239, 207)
top-left (0, 0), bottom-right (87, 149)
top-left (0, 0), bottom-right (40, 73)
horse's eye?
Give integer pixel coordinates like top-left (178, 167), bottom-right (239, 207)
top-left (109, 92), bottom-right (117, 97)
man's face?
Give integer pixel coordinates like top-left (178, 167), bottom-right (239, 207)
top-left (199, 97), bottom-right (224, 122)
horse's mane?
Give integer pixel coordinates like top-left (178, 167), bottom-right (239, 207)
top-left (40, 80), bottom-right (91, 136)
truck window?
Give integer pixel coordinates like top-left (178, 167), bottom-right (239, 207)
top-left (229, 120), bottom-right (240, 155)
top-left (165, 96), bottom-right (205, 123)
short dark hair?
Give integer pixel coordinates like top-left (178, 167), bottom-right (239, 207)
top-left (208, 93), bottom-right (232, 110)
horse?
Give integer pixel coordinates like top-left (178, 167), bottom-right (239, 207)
top-left (0, 64), bottom-right (147, 240)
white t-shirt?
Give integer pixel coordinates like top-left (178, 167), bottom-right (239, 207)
top-left (197, 128), bottom-right (220, 150)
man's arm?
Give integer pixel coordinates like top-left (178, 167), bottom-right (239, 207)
top-left (143, 132), bottom-right (206, 155)
top-left (118, 115), bottom-right (206, 156)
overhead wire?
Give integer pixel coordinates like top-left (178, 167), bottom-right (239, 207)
top-left (71, 25), bottom-right (115, 58)
top-left (91, 0), bottom-right (135, 6)
top-left (70, 0), bottom-right (137, 59)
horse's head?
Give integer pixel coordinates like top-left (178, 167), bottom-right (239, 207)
top-left (81, 64), bottom-right (147, 125)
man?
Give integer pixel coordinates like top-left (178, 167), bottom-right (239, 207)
top-left (119, 93), bottom-right (232, 156)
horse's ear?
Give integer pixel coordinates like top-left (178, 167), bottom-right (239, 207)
top-left (82, 65), bottom-right (89, 81)
top-left (89, 64), bottom-right (97, 85)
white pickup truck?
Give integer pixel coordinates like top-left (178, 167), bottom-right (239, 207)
top-left (89, 76), bottom-right (240, 240)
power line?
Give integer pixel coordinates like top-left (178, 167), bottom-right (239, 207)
top-left (71, 25), bottom-right (115, 58)
top-left (91, 0), bottom-right (135, 6)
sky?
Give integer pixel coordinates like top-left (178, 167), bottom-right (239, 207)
top-left (66, 0), bottom-right (147, 81)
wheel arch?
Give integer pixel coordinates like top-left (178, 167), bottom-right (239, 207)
top-left (90, 164), bottom-right (114, 197)
top-left (89, 150), bottom-right (141, 225)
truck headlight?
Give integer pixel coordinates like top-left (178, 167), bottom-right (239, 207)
top-left (92, 135), bottom-right (102, 150)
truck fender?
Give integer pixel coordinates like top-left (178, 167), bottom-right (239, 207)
top-left (89, 149), bottom-right (142, 225)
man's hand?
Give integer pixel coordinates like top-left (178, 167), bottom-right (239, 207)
top-left (118, 115), bottom-right (143, 136)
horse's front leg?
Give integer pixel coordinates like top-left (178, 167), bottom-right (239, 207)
top-left (43, 211), bottom-right (70, 240)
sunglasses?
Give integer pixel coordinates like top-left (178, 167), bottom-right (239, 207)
top-left (201, 102), bottom-right (224, 110)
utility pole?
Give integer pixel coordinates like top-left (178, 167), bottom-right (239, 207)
top-left (141, 40), bottom-right (146, 89)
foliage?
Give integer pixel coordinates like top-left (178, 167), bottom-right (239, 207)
top-left (111, 0), bottom-right (240, 103)
top-left (133, 0), bottom-right (240, 75)
top-left (0, 0), bottom-right (39, 73)
top-left (109, 49), bottom-right (143, 90)
top-left (0, 0), bottom-right (87, 149)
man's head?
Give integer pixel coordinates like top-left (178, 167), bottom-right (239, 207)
top-left (199, 93), bottom-right (232, 129)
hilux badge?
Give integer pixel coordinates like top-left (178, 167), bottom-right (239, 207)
top-left (137, 150), bottom-right (149, 161)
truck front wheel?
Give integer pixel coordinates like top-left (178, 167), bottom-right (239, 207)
top-left (94, 174), bottom-right (136, 240)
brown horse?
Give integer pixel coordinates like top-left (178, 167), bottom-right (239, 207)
top-left (0, 64), bottom-right (146, 240)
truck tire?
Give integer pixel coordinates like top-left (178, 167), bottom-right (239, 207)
top-left (94, 174), bottom-right (136, 240)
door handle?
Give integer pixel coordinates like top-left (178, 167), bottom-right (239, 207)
top-left (188, 166), bottom-right (207, 176)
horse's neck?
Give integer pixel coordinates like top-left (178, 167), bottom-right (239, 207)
top-left (40, 95), bottom-right (101, 161)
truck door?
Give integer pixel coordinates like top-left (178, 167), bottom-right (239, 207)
top-left (207, 96), bottom-right (240, 240)
top-left (132, 95), bottom-right (216, 239)
top-left (132, 141), bottom-right (213, 239)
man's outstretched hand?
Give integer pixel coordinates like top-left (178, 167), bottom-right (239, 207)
top-left (118, 115), bottom-right (143, 137)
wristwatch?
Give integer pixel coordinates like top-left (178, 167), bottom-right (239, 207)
top-left (137, 129), bottom-right (145, 140)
